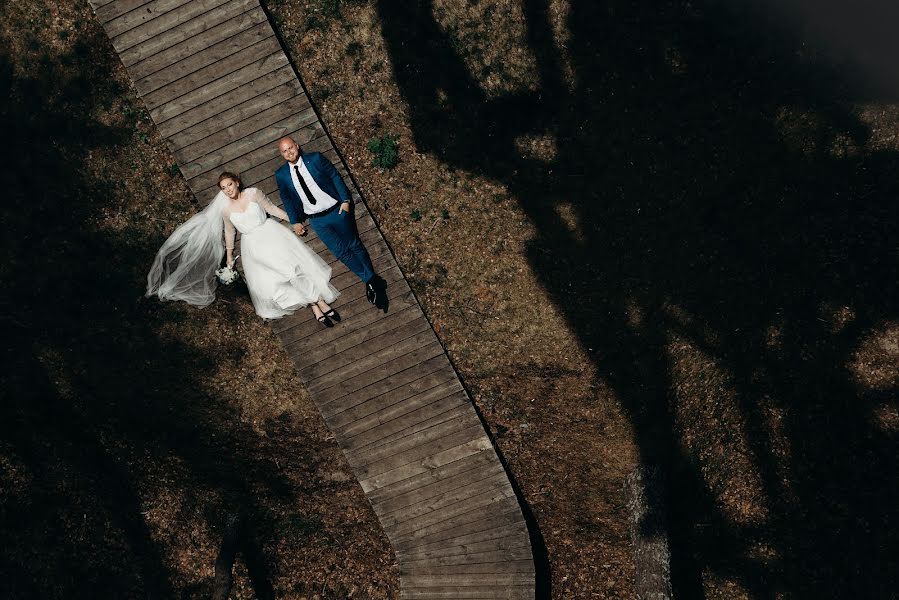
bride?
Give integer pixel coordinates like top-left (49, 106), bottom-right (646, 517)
top-left (146, 171), bottom-right (340, 323)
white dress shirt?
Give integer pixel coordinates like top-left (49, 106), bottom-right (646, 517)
top-left (289, 159), bottom-right (339, 215)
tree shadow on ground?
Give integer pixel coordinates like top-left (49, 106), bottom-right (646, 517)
top-left (0, 26), bottom-right (293, 600)
top-left (375, 0), bottom-right (897, 597)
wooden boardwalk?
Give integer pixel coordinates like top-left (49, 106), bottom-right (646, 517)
top-left (88, 1), bottom-right (535, 597)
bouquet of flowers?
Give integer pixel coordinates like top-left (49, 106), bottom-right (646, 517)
top-left (215, 256), bottom-right (240, 285)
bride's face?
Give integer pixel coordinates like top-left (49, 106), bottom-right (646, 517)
top-left (219, 178), bottom-right (240, 200)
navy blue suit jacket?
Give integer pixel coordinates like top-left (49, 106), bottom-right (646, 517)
top-left (275, 152), bottom-right (351, 224)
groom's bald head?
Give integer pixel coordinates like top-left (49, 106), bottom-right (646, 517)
top-left (278, 136), bottom-right (300, 164)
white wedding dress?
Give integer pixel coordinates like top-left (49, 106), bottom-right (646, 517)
top-left (226, 190), bottom-right (338, 319)
top-left (146, 187), bottom-right (337, 319)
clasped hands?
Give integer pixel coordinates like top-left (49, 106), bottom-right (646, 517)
top-left (292, 201), bottom-right (350, 236)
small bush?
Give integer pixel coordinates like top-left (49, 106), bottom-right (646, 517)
top-left (313, 85), bottom-right (332, 101)
top-left (346, 41), bottom-right (363, 58)
top-left (367, 134), bottom-right (399, 169)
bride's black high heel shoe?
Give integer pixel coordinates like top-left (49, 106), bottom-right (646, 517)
top-left (313, 309), bottom-right (334, 328)
top-left (324, 308), bottom-right (341, 323)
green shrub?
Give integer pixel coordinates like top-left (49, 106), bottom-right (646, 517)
top-left (366, 134), bottom-right (399, 169)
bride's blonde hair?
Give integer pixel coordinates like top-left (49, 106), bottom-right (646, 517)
top-left (218, 171), bottom-right (243, 191)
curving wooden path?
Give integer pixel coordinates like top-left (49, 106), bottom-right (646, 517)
top-left (88, 0), bottom-right (535, 597)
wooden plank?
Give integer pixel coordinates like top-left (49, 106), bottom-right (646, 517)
top-left (279, 250), bottom-right (398, 327)
top-left (400, 588), bottom-right (532, 600)
top-left (301, 255), bottom-right (394, 313)
top-left (321, 239), bottom-right (396, 290)
top-left (378, 468), bottom-right (515, 538)
top-left (129, 7), bottom-right (268, 81)
top-left (400, 536), bottom-right (532, 574)
top-left (298, 308), bottom-right (428, 377)
top-left (111, 0), bottom-right (234, 53)
top-left (394, 510), bottom-right (529, 560)
top-left (143, 35), bottom-right (282, 109)
top-left (393, 499), bottom-right (524, 552)
top-left (360, 429), bottom-right (491, 492)
top-left (279, 279), bottom-right (415, 349)
top-left (175, 96), bottom-right (311, 162)
top-left (345, 399), bottom-right (472, 457)
top-left (398, 531), bottom-right (531, 562)
top-left (121, 0), bottom-right (254, 66)
top-left (403, 547), bottom-right (533, 570)
top-left (94, 0), bottom-right (156, 23)
top-left (181, 110), bottom-right (320, 181)
top-left (339, 378), bottom-right (463, 441)
top-left (153, 52), bottom-right (288, 123)
top-left (134, 21), bottom-right (274, 95)
top-left (380, 470), bottom-right (513, 532)
top-left (374, 448), bottom-right (505, 519)
top-left (367, 444), bottom-right (496, 504)
top-left (302, 318), bottom-right (432, 385)
top-left (323, 357), bottom-right (455, 423)
top-left (387, 481), bottom-right (517, 540)
top-left (308, 328), bottom-right (436, 393)
top-left (322, 253), bottom-right (398, 304)
top-left (400, 573), bottom-right (533, 588)
top-left (104, 0), bottom-right (193, 38)
top-left (316, 346), bottom-right (448, 415)
top-left (186, 119), bottom-right (321, 192)
top-left (314, 341), bottom-right (445, 406)
top-left (289, 303), bottom-right (419, 369)
top-left (167, 80), bottom-right (302, 151)
top-left (157, 64), bottom-right (294, 136)
top-left (401, 559), bottom-right (533, 576)
top-left (385, 473), bottom-right (515, 532)
top-left (349, 413), bottom-right (478, 474)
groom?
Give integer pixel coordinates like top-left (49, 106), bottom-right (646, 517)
top-left (275, 136), bottom-right (383, 306)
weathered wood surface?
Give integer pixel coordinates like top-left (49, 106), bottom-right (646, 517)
top-left (89, 1), bottom-right (534, 597)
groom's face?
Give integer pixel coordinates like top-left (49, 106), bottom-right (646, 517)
top-left (279, 139), bottom-right (300, 164)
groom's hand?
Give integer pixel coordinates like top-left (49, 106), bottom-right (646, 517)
top-left (338, 201), bottom-right (351, 215)
top-left (292, 223), bottom-right (307, 236)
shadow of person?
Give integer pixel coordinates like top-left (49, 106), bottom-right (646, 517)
top-left (372, 273), bottom-right (391, 313)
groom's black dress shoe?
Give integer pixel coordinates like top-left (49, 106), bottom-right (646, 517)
top-left (366, 276), bottom-right (388, 311)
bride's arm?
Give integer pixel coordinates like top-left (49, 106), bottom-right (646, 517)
top-left (223, 209), bottom-right (236, 266)
top-left (256, 189), bottom-right (290, 222)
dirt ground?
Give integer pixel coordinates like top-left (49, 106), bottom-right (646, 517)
top-left (1, 0), bottom-right (896, 599)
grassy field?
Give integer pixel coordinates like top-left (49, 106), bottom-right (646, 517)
top-left (2, 0), bottom-right (897, 598)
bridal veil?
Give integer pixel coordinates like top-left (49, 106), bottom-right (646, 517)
top-left (146, 192), bottom-right (228, 307)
